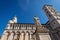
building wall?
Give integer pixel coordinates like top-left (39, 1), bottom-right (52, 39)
top-left (0, 24), bottom-right (52, 40)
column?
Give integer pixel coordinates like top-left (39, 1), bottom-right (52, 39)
top-left (30, 33), bottom-right (33, 40)
top-left (8, 32), bottom-right (14, 40)
top-left (14, 34), bottom-right (18, 40)
top-left (14, 25), bottom-right (15, 29)
top-left (7, 24), bottom-right (10, 29)
top-left (25, 33), bottom-right (29, 40)
top-left (33, 35), bottom-right (36, 40)
top-left (19, 32), bottom-right (24, 40)
top-left (1, 32), bottom-right (9, 40)
top-left (19, 33), bottom-right (21, 40)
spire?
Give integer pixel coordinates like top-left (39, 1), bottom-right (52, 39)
top-left (34, 16), bottom-right (41, 25)
top-left (13, 15), bottom-right (17, 23)
top-left (34, 16), bottom-right (42, 32)
top-left (34, 16), bottom-right (49, 32)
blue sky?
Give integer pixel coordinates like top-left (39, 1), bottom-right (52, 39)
top-left (0, 0), bottom-right (60, 36)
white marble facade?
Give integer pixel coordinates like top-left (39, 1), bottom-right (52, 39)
top-left (0, 6), bottom-right (53, 40)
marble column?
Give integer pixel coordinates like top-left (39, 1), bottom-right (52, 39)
top-left (14, 34), bottom-right (18, 40)
top-left (25, 32), bottom-right (29, 40)
top-left (19, 33), bottom-right (21, 40)
top-left (8, 32), bottom-right (14, 40)
top-left (19, 33), bottom-right (24, 40)
top-left (1, 32), bottom-right (9, 40)
top-left (30, 33), bottom-right (33, 40)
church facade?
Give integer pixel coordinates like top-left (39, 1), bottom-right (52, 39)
top-left (0, 4), bottom-right (60, 40)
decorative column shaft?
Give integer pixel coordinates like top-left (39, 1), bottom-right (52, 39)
top-left (19, 33), bottom-right (24, 40)
top-left (14, 34), bottom-right (18, 40)
top-left (8, 32), bottom-right (14, 40)
top-left (19, 34), bottom-right (21, 40)
top-left (25, 33), bottom-right (29, 40)
top-left (30, 33), bottom-right (33, 40)
top-left (14, 33), bottom-right (19, 40)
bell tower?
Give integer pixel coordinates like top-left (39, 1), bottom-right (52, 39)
top-left (43, 4), bottom-right (60, 29)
